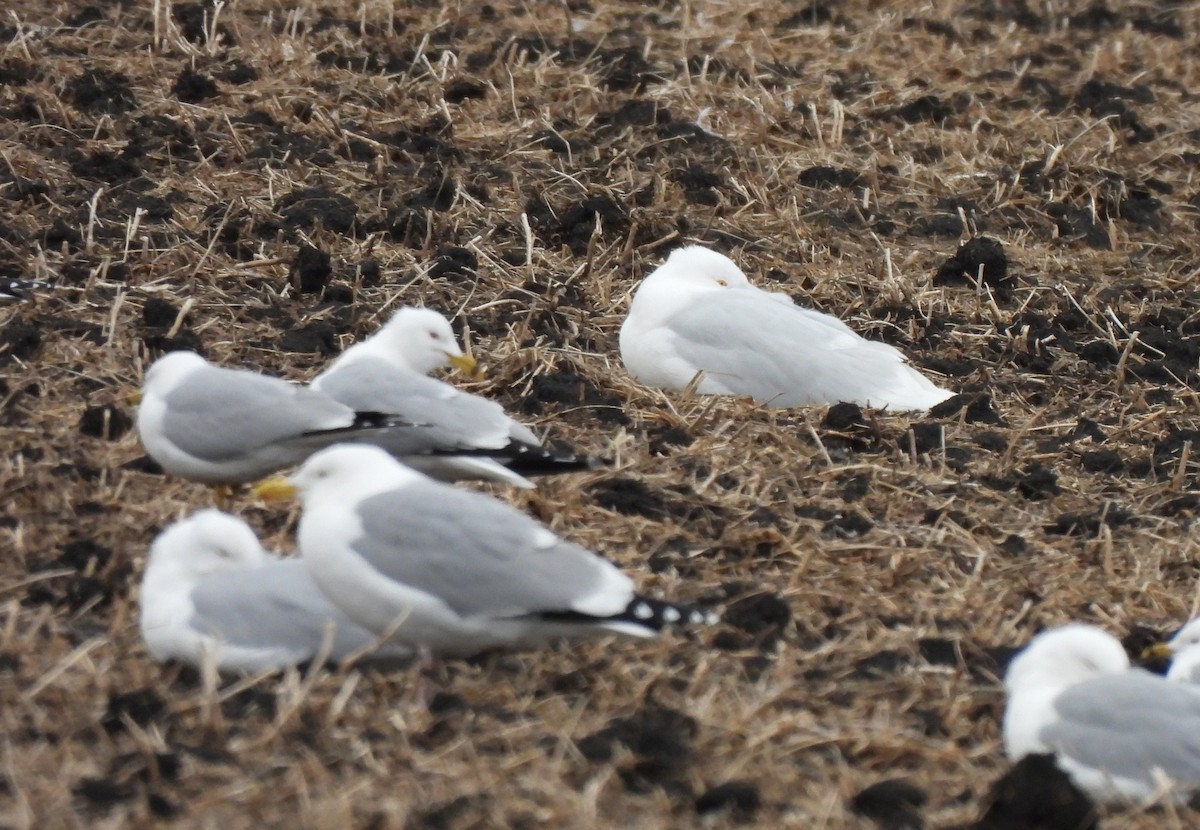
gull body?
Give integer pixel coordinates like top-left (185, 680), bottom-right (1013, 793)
top-left (619, 246), bottom-right (954, 411)
top-left (260, 445), bottom-right (714, 656)
top-left (136, 351), bottom-right (382, 485)
top-left (140, 509), bottom-right (410, 674)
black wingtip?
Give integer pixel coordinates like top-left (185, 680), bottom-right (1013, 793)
top-left (0, 278), bottom-right (51, 301)
top-left (350, 410), bottom-right (434, 430)
top-left (621, 596), bottom-right (721, 631)
top-left (498, 441), bottom-right (610, 477)
top-left (537, 596), bottom-right (720, 632)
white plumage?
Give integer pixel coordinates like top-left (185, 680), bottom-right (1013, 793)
top-left (257, 445), bottom-right (715, 657)
top-left (1003, 623), bottom-right (1200, 803)
top-left (312, 306), bottom-right (595, 488)
top-left (619, 246), bottom-right (954, 411)
top-left (139, 509), bottom-right (410, 673)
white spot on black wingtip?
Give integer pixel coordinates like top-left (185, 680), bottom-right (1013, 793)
top-left (691, 609), bottom-right (719, 625)
top-left (633, 602), bottom-right (654, 620)
top-left (0, 278), bottom-right (51, 301)
top-left (662, 606), bottom-right (681, 623)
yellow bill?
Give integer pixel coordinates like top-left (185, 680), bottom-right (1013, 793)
top-left (129, 390), bottom-right (144, 405)
top-left (448, 353), bottom-right (484, 379)
top-left (252, 476), bottom-right (298, 502)
top-left (1139, 642), bottom-right (1175, 663)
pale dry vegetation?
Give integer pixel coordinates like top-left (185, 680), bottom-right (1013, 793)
top-left (3, 0), bottom-right (1200, 827)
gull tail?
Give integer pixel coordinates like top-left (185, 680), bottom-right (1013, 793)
top-left (536, 596), bottom-right (720, 638)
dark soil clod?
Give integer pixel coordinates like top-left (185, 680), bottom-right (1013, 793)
top-left (78, 404), bottom-right (132, 440)
top-left (968, 754), bottom-right (1097, 830)
top-left (288, 245), bottom-right (332, 294)
top-left (850, 779), bottom-right (927, 830)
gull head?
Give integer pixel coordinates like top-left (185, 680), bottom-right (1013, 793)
top-left (1005, 623), bottom-right (1130, 695)
top-left (142, 350), bottom-right (208, 396)
top-left (370, 306), bottom-right (476, 376)
top-left (149, 509), bottom-right (269, 579)
top-left (276, 444), bottom-right (425, 505)
top-left (650, 246), bottom-right (753, 292)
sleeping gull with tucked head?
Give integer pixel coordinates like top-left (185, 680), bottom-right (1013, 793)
top-left (139, 509), bottom-right (411, 674)
top-left (252, 444), bottom-right (715, 657)
top-left (1003, 623), bottom-right (1200, 803)
top-left (312, 306), bottom-right (599, 489)
top-left (136, 351), bottom-right (393, 486)
top-left (619, 246), bottom-right (955, 411)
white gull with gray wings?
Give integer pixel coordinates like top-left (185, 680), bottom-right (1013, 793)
top-left (255, 444), bottom-right (715, 656)
top-left (311, 306), bottom-right (599, 488)
top-left (1003, 623), bottom-right (1200, 803)
top-left (140, 509), bottom-right (411, 674)
top-left (620, 246), bottom-right (954, 411)
top-left (136, 351), bottom-right (396, 484)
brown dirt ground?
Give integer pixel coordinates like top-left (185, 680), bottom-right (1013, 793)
top-left (3, 0), bottom-right (1200, 827)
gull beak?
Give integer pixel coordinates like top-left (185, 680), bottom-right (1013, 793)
top-left (1139, 642), bottom-right (1175, 663)
top-left (447, 352), bottom-right (484, 379)
top-left (129, 390), bottom-right (144, 405)
top-left (252, 476), bottom-right (298, 502)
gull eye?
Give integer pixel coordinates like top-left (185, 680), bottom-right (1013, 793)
top-left (429, 330), bottom-right (441, 340)
top-left (715, 278), bottom-right (728, 287)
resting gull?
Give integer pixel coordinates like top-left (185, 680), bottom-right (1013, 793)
top-left (619, 246), bottom-right (954, 411)
top-left (139, 509), bottom-right (411, 674)
top-left (253, 444), bottom-right (716, 656)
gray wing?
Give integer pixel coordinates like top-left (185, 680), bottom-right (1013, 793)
top-left (352, 483), bottom-right (628, 619)
top-left (189, 559), bottom-right (390, 660)
top-left (316, 357), bottom-right (533, 452)
top-left (1045, 672), bottom-right (1200, 786)
top-left (162, 365), bottom-right (353, 462)
top-left (665, 291), bottom-right (933, 407)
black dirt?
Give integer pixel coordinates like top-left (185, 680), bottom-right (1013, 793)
top-left (101, 687), bottom-right (167, 733)
top-left (850, 779), bottom-right (927, 830)
top-left (934, 237), bottom-right (1011, 298)
top-left (798, 165), bottom-right (863, 189)
top-left (429, 246), bottom-right (478, 280)
top-left (929, 393), bottom-right (1005, 425)
top-left (172, 68), bottom-right (219, 103)
top-left (73, 777), bottom-right (134, 807)
top-left (967, 754), bottom-right (1097, 830)
top-left (1, 322), bottom-right (42, 364)
top-left (276, 187), bottom-right (358, 235)
top-left (78, 404), bottom-right (133, 441)
top-left (288, 245), bottom-right (332, 294)
top-left (824, 510), bottom-right (874, 538)
top-left (141, 298), bottom-right (178, 329)
top-left (279, 321), bottom-right (338, 355)
top-left (718, 592), bottom-right (791, 650)
top-left (575, 703), bottom-right (695, 766)
top-left (65, 68), bottom-right (136, 114)
top-left (694, 780), bottom-right (762, 818)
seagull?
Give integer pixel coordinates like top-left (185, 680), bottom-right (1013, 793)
top-left (311, 306), bottom-right (600, 488)
top-left (1003, 623), bottom-right (1200, 803)
top-left (135, 351), bottom-right (401, 488)
top-left (252, 444), bottom-right (716, 657)
top-left (619, 246), bottom-right (955, 411)
top-left (139, 509), bottom-right (411, 674)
